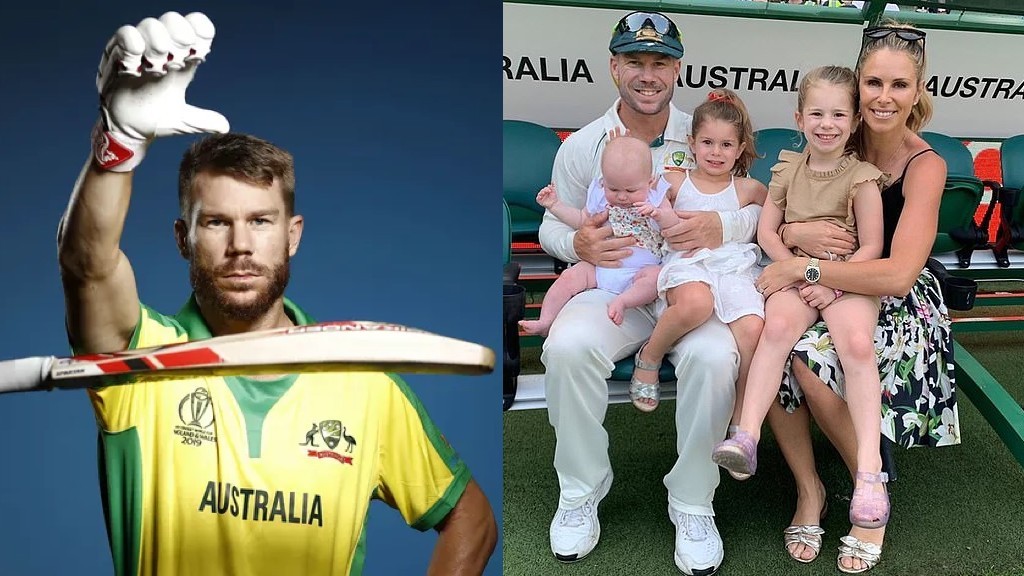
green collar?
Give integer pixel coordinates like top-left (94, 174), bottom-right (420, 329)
top-left (173, 294), bottom-right (315, 340)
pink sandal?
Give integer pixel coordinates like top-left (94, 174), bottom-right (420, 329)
top-left (849, 471), bottom-right (889, 529)
top-left (711, 429), bottom-right (758, 478)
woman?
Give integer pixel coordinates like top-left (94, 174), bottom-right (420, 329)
top-left (754, 21), bottom-right (961, 574)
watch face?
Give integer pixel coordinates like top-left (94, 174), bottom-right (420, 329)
top-left (805, 267), bottom-right (820, 283)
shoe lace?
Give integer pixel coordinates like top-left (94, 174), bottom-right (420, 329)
top-left (559, 503), bottom-right (593, 528)
top-left (678, 512), bottom-right (712, 541)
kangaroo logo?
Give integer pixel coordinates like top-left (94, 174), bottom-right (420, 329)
top-left (299, 423), bottom-right (319, 447)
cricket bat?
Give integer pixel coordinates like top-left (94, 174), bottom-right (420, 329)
top-left (0, 321), bottom-right (495, 395)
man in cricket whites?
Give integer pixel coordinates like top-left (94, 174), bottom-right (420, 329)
top-left (57, 12), bottom-right (496, 576)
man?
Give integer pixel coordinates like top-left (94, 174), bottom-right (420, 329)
top-left (57, 12), bottom-right (496, 576)
top-left (538, 11), bottom-right (761, 575)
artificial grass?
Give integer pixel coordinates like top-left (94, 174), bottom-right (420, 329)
top-left (503, 330), bottom-right (1024, 575)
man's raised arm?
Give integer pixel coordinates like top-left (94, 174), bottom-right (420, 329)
top-left (58, 12), bottom-right (228, 354)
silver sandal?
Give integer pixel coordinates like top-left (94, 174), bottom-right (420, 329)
top-left (837, 535), bottom-right (882, 573)
top-left (784, 524), bottom-right (825, 563)
top-left (629, 342), bottom-right (661, 413)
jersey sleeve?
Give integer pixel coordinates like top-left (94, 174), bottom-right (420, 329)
top-left (374, 375), bottom-right (471, 531)
top-left (87, 303), bottom-right (187, 433)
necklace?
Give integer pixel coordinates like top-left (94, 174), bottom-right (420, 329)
top-left (878, 131), bottom-right (908, 177)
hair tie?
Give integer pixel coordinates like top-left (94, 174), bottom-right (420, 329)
top-left (708, 91), bottom-right (731, 103)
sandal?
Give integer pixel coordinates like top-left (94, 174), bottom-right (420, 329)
top-left (784, 498), bottom-right (828, 563)
top-left (629, 342), bottom-right (661, 413)
top-left (724, 426), bottom-right (750, 481)
top-left (711, 428), bottom-right (758, 478)
top-left (849, 471), bottom-right (890, 529)
top-left (837, 535), bottom-right (882, 573)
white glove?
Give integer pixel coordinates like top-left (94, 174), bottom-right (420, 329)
top-left (92, 11), bottom-right (230, 172)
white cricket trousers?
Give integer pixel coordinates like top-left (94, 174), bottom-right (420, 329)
top-left (542, 288), bottom-right (737, 515)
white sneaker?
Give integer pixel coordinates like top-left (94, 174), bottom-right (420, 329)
top-left (669, 506), bottom-right (723, 575)
top-left (549, 472), bottom-right (613, 562)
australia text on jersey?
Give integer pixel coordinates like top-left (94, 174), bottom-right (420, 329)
top-left (198, 481), bottom-right (324, 526)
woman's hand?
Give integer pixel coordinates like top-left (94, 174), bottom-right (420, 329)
top-left (757, 257), bottom-right (806, 297)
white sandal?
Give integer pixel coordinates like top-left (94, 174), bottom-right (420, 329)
top-left (785, 524), bottom-right (825, 563)
top-left (629, 342), bottom-right (660, 413)
top-left (837, 535), bottom-right (882, 573)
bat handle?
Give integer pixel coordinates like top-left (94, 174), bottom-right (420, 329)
top-left (0, 357), bottom-right (56, 394)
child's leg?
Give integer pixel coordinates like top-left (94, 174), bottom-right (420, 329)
top-left (712, 289), bottom-right (817, 477)
top-left (820, 295), bottom-right (883, 474)
top-left (634, 281), bottom-right (714, 384)
top-left (607, 265), bottom-right (660, 325)
top-left (735, 289), bottom-right (819, 441)
top-left (727, 314), bottom-right (765, 428)
top-left (629, 281), bottom-right (713, 412)
top-left (821, 294), bottom-right (887, 528)
top-left (519, 263), bottom-right (597, 336)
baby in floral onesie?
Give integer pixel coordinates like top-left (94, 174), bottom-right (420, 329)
top-left (520, 135), bottom-right (670, 336)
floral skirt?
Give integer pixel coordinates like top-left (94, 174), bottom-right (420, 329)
top-left (778, 268), bottom-right (961, 448)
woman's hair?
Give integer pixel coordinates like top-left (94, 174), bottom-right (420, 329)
top-left (796, 65), bottom-right (860, 156)
top-left (856, 19), bottom-right (932, 133)
top-left (691, 88), bottom-right (757, 177)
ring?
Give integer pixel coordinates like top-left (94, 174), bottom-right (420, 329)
top-left (826, 251), bottom-right (835, 261)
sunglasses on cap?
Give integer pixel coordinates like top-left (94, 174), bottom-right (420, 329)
top-left (863, 26), bottom-right (926, 44)
top-left (614, 11), bottom-right (681, 43)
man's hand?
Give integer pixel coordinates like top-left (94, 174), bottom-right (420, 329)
top-left (573, 210), bottom-right (634, 268)
top-left (662, 210), bottom-right (722, 254)
top-left (782, 221), bottom-right (856, 260)
top-left (93, 11), bottom-right (229, 172)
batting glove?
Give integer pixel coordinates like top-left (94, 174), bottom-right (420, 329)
top-left (92, 11), bottom-right (230, 172)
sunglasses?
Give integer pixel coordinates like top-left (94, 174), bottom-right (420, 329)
top-left (863, 26), bottom-right (927, 44)
top-left (614, 12), bottom-right (681, 42)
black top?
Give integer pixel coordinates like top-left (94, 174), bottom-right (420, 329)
top-left (880, 148), bottom-right (937, 258)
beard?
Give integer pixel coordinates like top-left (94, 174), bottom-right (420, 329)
top-left (190, 253), bottom-right (290, 322)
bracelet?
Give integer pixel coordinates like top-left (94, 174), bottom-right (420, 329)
top-left (834, 289), bottom-right (844, 299)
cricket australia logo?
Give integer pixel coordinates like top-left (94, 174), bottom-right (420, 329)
top-left (301, 419), bottom-right (356, 465)
top-left (174, 387), bottom-right (217, 447)
top-left (663, 150), bottom-right (689, 172)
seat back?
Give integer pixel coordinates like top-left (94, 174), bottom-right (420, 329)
top-left (502, 198), bottom-right (512, 264)
top-left (503, 120), bottom-right (562, 242)
top-left (749, 128), bottom-right (804, 187)
top-left (921, 132), bottom-right (985, 254)
top-left (999, 135), bottom-right (1024, 249)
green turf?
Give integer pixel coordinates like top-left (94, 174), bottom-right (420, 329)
top-left (504, 331), bottom-right (1024, 575)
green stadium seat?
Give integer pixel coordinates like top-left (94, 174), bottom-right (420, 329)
top-left (502, 198), bottom-right (512, 265)
top-left (503, 120), bottom-right (562, 243)
top-left (991, 135), bottom-right (1024, 265)
top-left (921, 132), bottom-right (986, 266)
top-left (750, 128), bottom-right (804, 187)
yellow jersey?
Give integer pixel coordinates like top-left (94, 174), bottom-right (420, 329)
top-left (87, 296), bottom-right (469, 576)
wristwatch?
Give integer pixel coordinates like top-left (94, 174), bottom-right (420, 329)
top-left (804, 258), bottom-right (821, 284)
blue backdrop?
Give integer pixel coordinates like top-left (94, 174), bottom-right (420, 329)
top-left (0, 3), bottom-right (501, 574)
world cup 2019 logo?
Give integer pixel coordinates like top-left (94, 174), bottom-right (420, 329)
top-left (174, 387), bottom-right (218, 447)
top-left (180, 387), bottom-right (215, 429)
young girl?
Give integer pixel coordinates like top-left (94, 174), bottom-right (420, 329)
top-left (712, 66), bottom-right (890, 530)
top-left (519, 135), bottom-right (673, 336)
top-left (631, 89), bottom-right (766, 418)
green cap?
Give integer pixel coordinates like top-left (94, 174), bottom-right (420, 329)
top-left (609, 11), bottom-right (684, 59)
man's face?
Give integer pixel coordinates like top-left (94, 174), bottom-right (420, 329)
top-left (610, 51), bottom-right (680, 116)
top-left (178, 172), bottom-right (303, 322)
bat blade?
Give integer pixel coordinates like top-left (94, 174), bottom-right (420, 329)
top-left (0, 321), bottom-right (495, 394)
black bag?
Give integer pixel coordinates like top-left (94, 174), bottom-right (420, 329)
top-left (925, 257), bottom-right (977, 311)
top-left (503, 263), bottom-right (525, 411)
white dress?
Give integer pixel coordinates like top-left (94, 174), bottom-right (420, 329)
top-left (656, 173), bottom-right (764, 322)
top-left (584, 177), bottom-right (669, 295)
